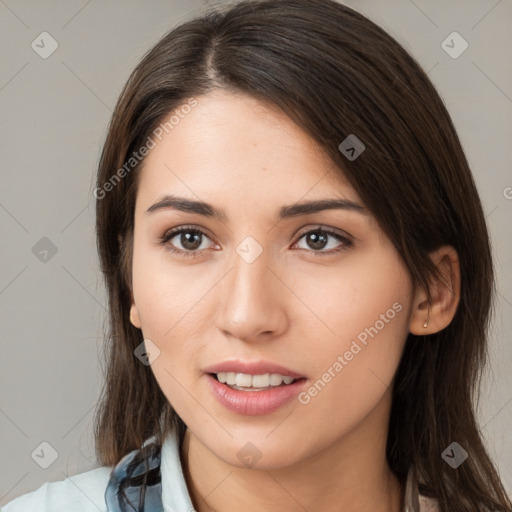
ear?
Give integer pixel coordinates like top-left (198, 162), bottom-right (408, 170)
top-left (130, 297), bottom-right (142, 329)
top-left (119, 232), bottom-right (141, 329)
top-left (409, 245), bottom-right (461, 335)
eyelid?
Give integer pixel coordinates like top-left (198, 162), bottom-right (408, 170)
top-left (294, 224), bottom-right (352, 242)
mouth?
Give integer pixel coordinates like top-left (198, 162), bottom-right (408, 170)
top-left (206, 371), bottom-right (308, 415)
top-left (208, 372), bottom-right (306, 391)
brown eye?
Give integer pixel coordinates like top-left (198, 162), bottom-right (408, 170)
top-left (159, 226), bottom-right (214, 258)
top-left (174, 230), bottom-right (203, 251)
top-left (294, 227), bottom-right (353, 256)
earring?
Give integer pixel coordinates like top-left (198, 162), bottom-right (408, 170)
top-left (423, 319), bottom-right (429, 328)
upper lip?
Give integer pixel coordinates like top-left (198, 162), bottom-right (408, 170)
top-left (203, 360), bottom-right (306, 379)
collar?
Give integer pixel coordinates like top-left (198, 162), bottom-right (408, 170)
top-left (105, 433), bottom-right (438, 512)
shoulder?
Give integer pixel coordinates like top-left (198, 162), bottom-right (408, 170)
top-left (2, 465), bottom-right (113, 512)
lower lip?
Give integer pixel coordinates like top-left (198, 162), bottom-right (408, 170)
top-left (206, 374), bottom-right (307, 416)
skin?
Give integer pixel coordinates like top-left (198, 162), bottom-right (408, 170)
top-left (129, 89), bottom-right (460, 512)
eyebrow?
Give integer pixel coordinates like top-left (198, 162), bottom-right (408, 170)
top-left (145, 194), bottom-right (368, 220)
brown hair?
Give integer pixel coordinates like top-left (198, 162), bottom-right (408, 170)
top-left (93, 1), bottom-right (511, 510)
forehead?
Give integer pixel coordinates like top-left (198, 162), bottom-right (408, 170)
top-left (135, 89), bottom-right (361, 210)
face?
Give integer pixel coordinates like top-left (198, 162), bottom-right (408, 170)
top-left (129, 89), bottom-right (415, 469)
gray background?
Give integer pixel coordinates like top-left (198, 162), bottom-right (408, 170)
top-left (1, 0), bottom-right (511, 505)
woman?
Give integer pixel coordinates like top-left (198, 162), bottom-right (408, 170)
top-left (4, 0), bottom-right (511, 511)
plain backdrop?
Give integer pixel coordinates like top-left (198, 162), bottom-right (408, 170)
top-left (1, 0), bottom-right (511, 505)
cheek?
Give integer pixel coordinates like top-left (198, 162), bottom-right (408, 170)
top-left (298, 255), bottom-right (412, 429)
top-left (131, 241), bottom-right (212, 341)
top-left (131, 250), bottom-right (207, 417)
top-left (300, 247), bottom-right (411, 347)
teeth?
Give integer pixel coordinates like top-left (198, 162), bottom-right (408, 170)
top-left (216, 372), bottom-right (296, 388)
top-left (236, 373), bottom-right (253, 387)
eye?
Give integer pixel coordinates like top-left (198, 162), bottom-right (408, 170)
top-left (158, 226), bottom-right (215, 258)
top-left (292, 227), bottom-right (353, 256)
top-left (158, 225), bottom-right (353, 259)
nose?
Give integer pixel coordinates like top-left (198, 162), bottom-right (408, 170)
top-left (214, 248), bottom-right (289, 343)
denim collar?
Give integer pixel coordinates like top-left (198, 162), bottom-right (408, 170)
top-left (105, 438), bottom-right (425, 512)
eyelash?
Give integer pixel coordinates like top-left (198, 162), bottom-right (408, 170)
top-left (158, 224), bottom-right (354, 259)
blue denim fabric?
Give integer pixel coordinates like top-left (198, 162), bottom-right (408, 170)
top-left (105, 441), bottom-right (163, 512)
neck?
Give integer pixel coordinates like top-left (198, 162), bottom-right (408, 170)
top-left (180, 390), bottom-right (403, 512)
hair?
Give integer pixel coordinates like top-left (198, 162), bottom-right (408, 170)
top-left (93, 0), bottom-right (511, 510)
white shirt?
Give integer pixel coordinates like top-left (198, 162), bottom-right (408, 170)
top-left (2, 431), bottom-right (440, 512)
